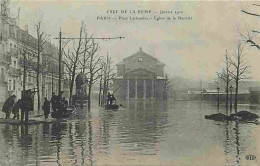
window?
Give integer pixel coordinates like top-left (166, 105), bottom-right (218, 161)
top-left (13, 80), bottom-right (16, 90)
top-left (28, 73), bottom-right (31, 82)
top-left (8, 80), bottom-right (12, 91)
top-left (138, 57), bottom-right (143, 62)
top-left (13, 60), bottom-right (16, 67)
top-left (1, 68), bottom-right (4, 81)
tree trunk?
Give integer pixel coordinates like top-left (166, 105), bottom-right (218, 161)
top-left (235, 79), bottom-right (238, 113)
top-left (226, 82), bottom-right (229, 113)
top-left (103, 78), bottom-right (107, 106)
top-left (37, 46), bottom-right (40, 112)
top-left (88, 79), bottom-right (92, 109)
top-left (98, 74), bottom-right (102, 106)
top-left (36, 67), bottom-right (40, 112)
top-left (69, 71), bottom-right (76, 105)
top-left (88, 50), bottom-right (94, 110)
top-left (37, 25), bottom-right (41, 113)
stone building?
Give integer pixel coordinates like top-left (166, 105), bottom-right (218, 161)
top-left (113, 47), bottom-right (167, 100)
top-left (0, 7), bottom-right (65, 108)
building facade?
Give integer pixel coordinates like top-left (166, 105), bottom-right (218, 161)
top-left (0, 5), bottom-right (65, 108)
top-left (113, 47), bottom-right (167, 100)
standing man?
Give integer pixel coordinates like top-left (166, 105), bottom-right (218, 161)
top-left (50, 93), bottom-right (57, 113)
top-left (110, 94), bottom-right (116, 105)
top-left (12, 99), bottom-right (21, 119)
top-left (42, 98), bottom-right (50, 119)
top-left (107, 92), bottom-right (111, 106)
top-left (20, 90), bottom-right (33, 122)
top-left (2, 95), bottom-right (16, 119)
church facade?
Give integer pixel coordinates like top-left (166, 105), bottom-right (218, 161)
top-left (113, 48), bottom-right (167, 100)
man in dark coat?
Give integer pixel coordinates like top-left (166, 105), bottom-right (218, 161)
top-left (107, 92), bottom-right (111, 105)
top-left (42, 98), bottom-right (50, 119)
top-left (2, 95), bottom-right (16, 119)
top-left (20, 90), bottom-right (33, 122)
top-left (12, 99), bottom-right (21, 119)
top-left (109, 94), bottom-right (116, 105)
top-left (50, 93), bottom-right (58, 113)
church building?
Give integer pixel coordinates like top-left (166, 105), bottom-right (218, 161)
top-left (113, 47), bottom-right (167, 100)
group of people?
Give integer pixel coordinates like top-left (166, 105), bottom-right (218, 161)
top-left (1, 90), bottom-right (34, 121)
top-left (1, 91), bottom-right (69, 121)
top-left (107, 92), bottom-right (116, 106)
top-left (41, 92), bottom-right (69, 119)
top-left (49, 92), bottom-right (68, 117)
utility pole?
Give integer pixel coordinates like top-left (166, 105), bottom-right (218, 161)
top-left (58, 28), bottom-right (62, 94)
top-left (51, 67), bottom-right (54, 94)
top-left (23, 51), bottom-right (26, 92)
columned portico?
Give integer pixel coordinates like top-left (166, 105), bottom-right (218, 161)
top-left (113, 48), bottom-right (167, 101)
top-left (124, 76), bottom-right (157, 100)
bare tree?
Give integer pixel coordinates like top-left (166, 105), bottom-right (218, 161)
top-left (241, 3), bottom-right (260, 50)
top-left (63, 22), bottom-right (85, 103)
top-left (86, 39), bottom-right (102, 109)
top-left (101, 53), bottom-right (116, 106)
top-left (79, 32), bottom-right (92, 74)
top-left (18, 41), bottom-right (36, 123)
top-left (229, 42), bottom-right (251, 112)
top-left (217, 49), bottom-right (232, 111)
top-left (33, 16), bottom-right (49, 111)
top-left (20, 49), bottom-right (34, 92)
top-left (98, 63), bottom-right (104, 106)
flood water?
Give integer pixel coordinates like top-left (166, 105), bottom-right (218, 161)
top-left (0, 100), bottom-right (259, 166)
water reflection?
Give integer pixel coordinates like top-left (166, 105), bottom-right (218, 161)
top-left (224, 120), bottom-right (241, 166)
top-left (115, 100), bottom-right (168, 155)
top-left (235, 121), bottom-right (240, 165)
top-left (0, 101), bottom-right (258, 165)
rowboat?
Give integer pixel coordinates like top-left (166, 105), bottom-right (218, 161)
top-left (105, 104), bottom-right (119, 110)
top-left (51, 106), bottom-right (76, 119)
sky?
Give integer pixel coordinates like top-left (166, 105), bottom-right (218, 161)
top-left (8, 0), bottom-right (260, 82)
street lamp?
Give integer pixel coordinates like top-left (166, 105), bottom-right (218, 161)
top-left (217, 87), bottom-right (220, 109)
top-left (230, 85), bottom-right (233, 113)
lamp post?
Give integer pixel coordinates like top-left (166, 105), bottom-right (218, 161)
top-left (230, 85), bottom-right (233, 114)
top-left (217, 87), bottom-right (220, 109)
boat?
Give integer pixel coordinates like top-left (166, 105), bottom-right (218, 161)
top-left (105, 104), bottom-right (119, 110)
top-left (51, 106), bottom-right (76, 119)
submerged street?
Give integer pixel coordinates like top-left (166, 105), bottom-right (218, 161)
top-left (0, 100), bottom-right (259, 166)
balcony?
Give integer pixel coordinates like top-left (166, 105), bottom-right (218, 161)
top-left (0, 29), bottom-right (8, 41)
top-left (0, 73), bottom-right (7, 83)
top-left (8, 49), bottom-right (19, 58)
top-left (0, 53), bottom-right (11, 64)
top-left (8, 67), bottom-right (21, 77)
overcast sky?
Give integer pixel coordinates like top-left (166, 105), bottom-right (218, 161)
top-left (9, 0), bottom-right (260, 81)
